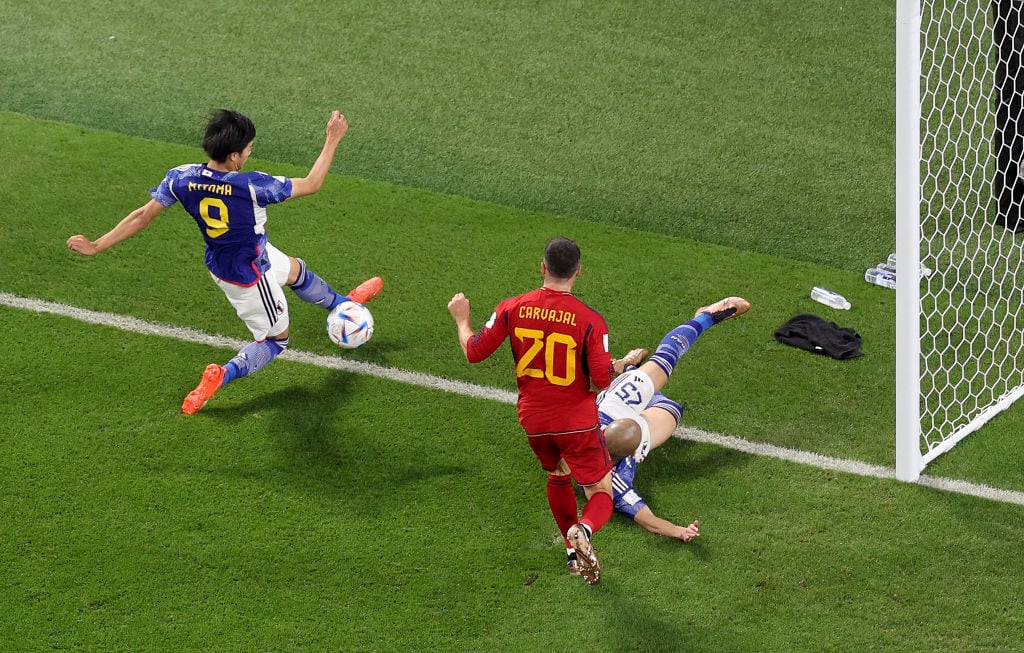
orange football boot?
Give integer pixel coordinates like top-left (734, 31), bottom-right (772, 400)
top-left (181, 364), bottom-right (226, 415)
top-left (346, 276), bottom-right (383, 305)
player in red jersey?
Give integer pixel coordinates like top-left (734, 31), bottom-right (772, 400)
top-left (448, 237), bottom-right (625, 585)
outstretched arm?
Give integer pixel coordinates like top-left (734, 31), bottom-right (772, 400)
top-left (447, 293), bottom-right (475, 358)
top-left (67, 199), bottom-right (166, 256)
top-left (633, 508), bottom-right (700, 543)
top-left (289, 111), bottom-right (349, 199)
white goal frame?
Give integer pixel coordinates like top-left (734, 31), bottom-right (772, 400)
top-left (896, 0), bottom-right (1024, 481)
top-left (896, 0), bottom-right (923, 481)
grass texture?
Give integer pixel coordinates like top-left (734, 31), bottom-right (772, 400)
top-left (2, 114), bottom-right (1024, 652)
top-left (3, 1), bottom-right (1024, 650)
top-left (0, 0), bottom-right (895, 271)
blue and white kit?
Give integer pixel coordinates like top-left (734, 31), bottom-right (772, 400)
top-left (597, 368), bottom-right (683, 521)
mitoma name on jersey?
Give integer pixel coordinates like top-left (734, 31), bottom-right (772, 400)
top-left (518, 305), bottom-right (577, 325)
top-left (187, 182), bottom-right (233, 196)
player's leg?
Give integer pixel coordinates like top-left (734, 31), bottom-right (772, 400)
top-left (571, 470), bottom-right (613, 585)
top-left (529, 438), bottom-right (582, 573)
top-left (560, 430), bottom-right (615, 585)
top-left (182, 272), bottom-right (291, 414)
top-left (641, 315), bottom-right (711, 388)
top-left (222, 262), bottom-right (292, 384)
top-left (547, 458), bottom-right (583, 576)
top-left (603, 390), bottom-right (682, 462)
top-left (642, 296), bottom-right (750, 389)
top-left (641, 394), bottom-right (684, 451)
top-left (284, 249), bottom-right (382, 310)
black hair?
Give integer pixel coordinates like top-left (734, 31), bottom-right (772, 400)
top-left (544, 237), bottom-right (582, 279)
top-left (202, 110), bottom-right (256, 162)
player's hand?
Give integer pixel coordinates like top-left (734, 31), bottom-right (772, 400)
top-left (678, 519), bottom-right (700, 543)
top-left (613, 347), bottom-right (649, 374)
top-left (66, 235), bottom-right (98, 256)
top-left (326, 111), bottom-right (349, 143)
top-left (447, 293), bottom-right (471, 322)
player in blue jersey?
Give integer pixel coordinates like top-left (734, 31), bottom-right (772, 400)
top-left (67, 109), bottom-right (382, 414)
top-left (564, 296), bottom-right (750, 574)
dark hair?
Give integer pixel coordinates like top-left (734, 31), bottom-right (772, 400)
top-left (543, 237), bottom-right (581, 279)
top-left (202, 110), bottom-right (256, 162)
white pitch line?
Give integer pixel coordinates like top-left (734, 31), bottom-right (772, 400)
top-left (5, 291), bottom-right (1024, 507)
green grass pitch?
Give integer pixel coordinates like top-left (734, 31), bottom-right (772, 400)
top-left (2, 1), bottom-right (1024, 650)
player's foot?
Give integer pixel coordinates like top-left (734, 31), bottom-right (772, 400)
top-left (181, 364), bottom-right (225, 415)
top-left (566, 550), bottom-right (581, 577)
top-left (566, 524), bottom-right (600, 585)
top-left (695, 296), bottom-right (750, 324)
top-left (346, 277), bottom-right (383, 305)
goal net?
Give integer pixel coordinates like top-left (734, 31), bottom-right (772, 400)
top-left (896, 0), bottom-right (1024, 480)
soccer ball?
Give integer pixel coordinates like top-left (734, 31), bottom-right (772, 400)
top-left (326, 301), bottom-right (374, 349)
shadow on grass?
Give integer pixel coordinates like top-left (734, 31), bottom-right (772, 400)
top-left (643, 439), bottom-right (751, 483)
top-left (597, 580), bottom-right (749, 653)
top-left (198, 370), bottom-right (469, 517)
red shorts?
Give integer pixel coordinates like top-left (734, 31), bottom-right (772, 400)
top-left (527, 426), bottom-right (612, 486)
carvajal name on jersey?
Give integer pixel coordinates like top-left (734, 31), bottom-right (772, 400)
top-left (187, 182), bottom-right (233, 196)
top-left (518, 306), bottom-right (577, 325)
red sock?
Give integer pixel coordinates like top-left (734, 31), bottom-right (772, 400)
top-left (580, 490), bottom-right (613, 535)
top-left (546, 474), bottom-right (579, 545)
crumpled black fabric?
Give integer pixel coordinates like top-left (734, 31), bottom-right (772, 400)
top-left (774, 313), bottom-right (863, 360)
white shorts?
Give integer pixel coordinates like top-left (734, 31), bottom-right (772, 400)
top-left (213, 243), bottom-right (291, 341)
top-left (598, 368), bottom-right (656, 423)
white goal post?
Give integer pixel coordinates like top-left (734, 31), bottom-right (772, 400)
top-left (896, 0), bottom-right (1024, 481)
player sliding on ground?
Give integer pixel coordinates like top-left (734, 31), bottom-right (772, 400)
top-left (563, 296), bottom-right (750, 575)
top-left (67, 110), bottom-right (382, 414)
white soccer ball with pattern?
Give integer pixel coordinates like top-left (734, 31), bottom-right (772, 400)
top-left (326, 301), bottom-right (374, 349)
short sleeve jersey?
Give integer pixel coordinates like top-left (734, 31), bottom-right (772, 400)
top-left (465, 287), bottom-right (614, 436)
top-left (610, 456), bottom-right (647, 520)
top-left (151, 164), bottom-right (293, 286)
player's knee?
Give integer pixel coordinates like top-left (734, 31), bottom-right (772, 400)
top-left (287, 257), bottom-right (306, 286)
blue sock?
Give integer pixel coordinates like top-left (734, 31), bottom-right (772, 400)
top-left (647, 316), bottom-right (711, 377)
top-left (222, 338), bottom-right (289, 384)
top-left (289, 258), bottom-right (344, 310)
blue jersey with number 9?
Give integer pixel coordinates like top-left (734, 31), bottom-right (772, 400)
top-left (151, 164), bottom-right (292, 286)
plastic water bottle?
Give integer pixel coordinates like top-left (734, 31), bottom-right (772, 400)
top-left (885, 252), bottom-right (932, 278)
top-left (811, 286), bottom-right (851, 310)
top-left (865, 267), bottom-right (897, 289)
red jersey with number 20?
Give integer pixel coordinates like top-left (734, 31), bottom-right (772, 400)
top-left (466, 287), bottom-right (615, 436)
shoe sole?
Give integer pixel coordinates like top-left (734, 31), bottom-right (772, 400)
top-left (567, 525), bottom-right (601, 585)
top-left (695, 297), bottom-right (751, 324)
